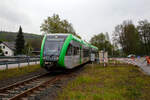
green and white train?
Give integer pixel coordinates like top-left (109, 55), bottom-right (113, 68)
top-left (40, 34), bottom-right (98, 71)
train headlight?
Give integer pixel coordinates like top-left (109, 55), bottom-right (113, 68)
top-left (57, 56), bottom-right (59, 60)
top-left (45, 62), bottom-right (49, 64)
top-left (43, 56), bottom-right (46, 60)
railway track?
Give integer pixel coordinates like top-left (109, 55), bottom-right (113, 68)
top-left (0, 64), bottom-right (85, 100)
top-left (0, 72), bottom-right (63, 100)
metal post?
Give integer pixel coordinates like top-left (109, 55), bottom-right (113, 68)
top-left (18, 62), bottom-right (20, 68)
top-left (27, 57), bottom-right (30, 66)
top-left (6, 63), bottom-right (8, 70)
top-left (17, 58), bottom-right (20, 68)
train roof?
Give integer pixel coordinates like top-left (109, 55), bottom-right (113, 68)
top-left (46, 33), bottom-right (69, 36)
top-left (45, 33), bottom-right (98, 50)
top-left (88, 44), bottom-right (98, 50)
top-left (91, 45), bottom-right (98, 50)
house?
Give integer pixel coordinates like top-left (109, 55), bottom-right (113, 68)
top-left (0, 41), bottom-right (15, 56)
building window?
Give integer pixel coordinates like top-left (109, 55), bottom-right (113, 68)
top-left (5, 51), bottom-right (8, 54)
top-left (83, 49), bottom-right (89, 57)
top-left (3, 46), bottom-right (5, 49)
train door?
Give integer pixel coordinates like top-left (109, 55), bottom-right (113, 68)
top-left (65, 40), bottom-right (81, 68)
top-left (81, 45), bottom-right (84, 64)
top-left (65, 44), bottom-right (73, 68)
top-left (71, 41), bottom-right (80, 67)
top-left (80, 45), bottom-right (82, 64)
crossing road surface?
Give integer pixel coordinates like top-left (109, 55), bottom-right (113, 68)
top-left (0, 62), bottom-right (39, 70)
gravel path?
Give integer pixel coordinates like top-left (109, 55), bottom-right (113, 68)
top-left (118, 57), bottom-right (150, 75)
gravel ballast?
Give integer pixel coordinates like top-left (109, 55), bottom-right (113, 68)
top-left (27, 66), bottom-right (86, 100)
top-left (0, 68), bottom-right (47, 88)
top-left (0, 65), bottom-right (86, 100)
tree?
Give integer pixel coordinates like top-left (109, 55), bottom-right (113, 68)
top-left (112, 20), bottom-right (141, 55)
top-left (24, 42), bottom-right (33, 55)
top-left (0, 48), bottom-right (4, 56)
top-left (15, 26), bottom-right (25, 55)
top-left (90, 33), bottom-right (113, 55)
top-left (105, 32), bottom-right (110, 41)
top-left (40, 13), bottom-right (81, 38)
top-left (137, 20), bottom-right (150, 55)
top-left (28, 39), bottom-right (41, 51)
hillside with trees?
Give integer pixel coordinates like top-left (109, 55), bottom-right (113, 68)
top-left (0, 31), bottom-right (42, 42)
top-left (0, 31), bottom-right (43, 54)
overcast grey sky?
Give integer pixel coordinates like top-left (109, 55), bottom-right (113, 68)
top-left (0, 0), bottom-right (150, 41)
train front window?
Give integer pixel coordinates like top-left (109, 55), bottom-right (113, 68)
top-left (44, 38), bottom-right (64, 56)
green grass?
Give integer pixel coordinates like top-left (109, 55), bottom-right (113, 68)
top-left (0, 64), bottom-right (41, 80)
top-left (108, 59), bottom-right (122, 64)
top-left (57, 64), bottom-right (150, 100)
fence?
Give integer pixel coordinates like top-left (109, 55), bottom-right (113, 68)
top-left (0, 56), bottom-right (40, 70)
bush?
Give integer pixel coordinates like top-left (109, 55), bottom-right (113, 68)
top-left (0, 48), bottom-right (4, 56)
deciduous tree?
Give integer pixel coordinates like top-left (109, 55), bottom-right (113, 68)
top-left (112, 20), bottom-right (141, 55)
top-left (137, 20), bottom-right (150, 55)
top-left (0, 48), bottom-right (4, 56)
top-left (90, 33), bottom-right (113, 55)
top-left (24, 42), bottom-right (33, 55)
top-left (40, 14), bottom-right (81, 38)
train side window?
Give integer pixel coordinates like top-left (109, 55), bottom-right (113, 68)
top-left (77, 47), bottom-right (80, 55)
top-left (73, 47), bottom-right (76, 55)
top-left (83, 49), bottom-right (89, 57)
top-left (73, 47), bottom-right (80, 55)
top-left (66, 44), bottom-right (80, 56)
top-left (66, 44), bottom-right (73, 56)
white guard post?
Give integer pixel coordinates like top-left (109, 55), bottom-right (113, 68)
top-left (99, 51), bottom-right (108, 66)
top-left (91, 53), bottom-right (95, 67)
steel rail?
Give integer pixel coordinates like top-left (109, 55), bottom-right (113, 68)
top-left (0, 72), bottom-right (49, 93)
top-left (9, 76), bottom-right (61, 100)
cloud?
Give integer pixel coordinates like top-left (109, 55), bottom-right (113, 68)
top-left (0, 1), bottom-right (31, 25)
top-left (0, 0), bottom-right (32, 32)
top-left (0, 0), bottom-right (150, 40)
